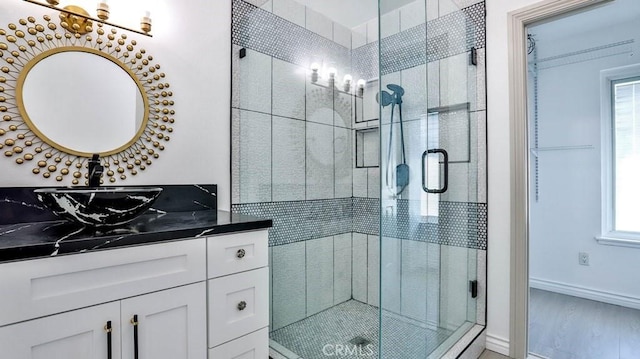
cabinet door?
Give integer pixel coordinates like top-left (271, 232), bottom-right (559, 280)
top-left (0, 301), bottom-right (121, 359)
top-left (121, 283), bottom-right (207, 359)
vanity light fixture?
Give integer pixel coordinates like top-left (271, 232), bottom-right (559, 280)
top-left (140, 10), bottom-right (152, 34)
top-left (23, 0), bottom-right (153, 37)
top-left (343, 74), bottom-right (353, 93)
top-left (357, 79), bottom-right (366, 96)
top-left (96, 0), bottom-right (109, 21)
top-left (327, 67), bottom-right (337, 86)
top-left (310, 63), bottom-right (320, 83)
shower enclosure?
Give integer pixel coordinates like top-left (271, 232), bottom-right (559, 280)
top-left (231, 0), bottom-right (487, 357)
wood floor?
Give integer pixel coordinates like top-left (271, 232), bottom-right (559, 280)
top-left (480, 350), bottom-right (510, 359)
top-left (529, 288), bottom-right (640, 359)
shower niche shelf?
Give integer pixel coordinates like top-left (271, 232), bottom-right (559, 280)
top-left (355, 127), bottom-right (379, 168)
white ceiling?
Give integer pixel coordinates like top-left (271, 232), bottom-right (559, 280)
top-left (294, 0), bottom-right (416, 28)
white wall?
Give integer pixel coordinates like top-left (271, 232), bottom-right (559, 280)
top-left (0, 0), bottom-right (231, 210)
top-left (529, 19), bottom-right (640, 302)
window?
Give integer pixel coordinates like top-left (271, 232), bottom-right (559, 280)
top-left (598, 65), bottom-right (640, 247)
top-left (611, 77), bottom-right (640, 233)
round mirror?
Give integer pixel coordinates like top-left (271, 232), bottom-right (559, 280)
top-left (17, 47), bottom-right (148, 157)
top-left (1, 15), bottom-right (174, 185)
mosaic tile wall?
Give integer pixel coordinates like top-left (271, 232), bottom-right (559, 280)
top-left (233, 199), bottom-right (487, 250)
top-left (232, 0), bottom-right (350, 71)
top-left (353, 2), bottom-right (485, 80)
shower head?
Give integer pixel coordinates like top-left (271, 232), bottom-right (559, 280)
top-left (386, 84), bottom-right (405, 97)
top-left (377, 90), bottom-right (394, 107)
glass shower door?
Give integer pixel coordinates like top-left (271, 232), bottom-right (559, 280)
top-left (378, 0), bottom-right (482, 357)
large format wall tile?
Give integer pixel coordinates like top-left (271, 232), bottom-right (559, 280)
top-left (367, 234), bottom-right (380, 307)
top-left (334, 233), bottom-right (353, 304)
top-left (305, 7), bottom-right (333, 40)
top-left (272, 116), bottom-right (306, 201)
top-left (352, 233), bottom-right (368, 303)
top-left (400, 0), bottom-right (426, 31)
top-left (333, 23), bottom-right (352, 49)
top-left (238, 49), bottom-right (272, 113)
top-left (238, 110), bottom-right (272, 203)
top-left (306, 237), bottom-right (335, 315)
top-left (306, 122), bottom-right (335, 200)
top-left (380, 9), bottom-right (400, 39)
top-left (352, 168), bottom-right (369, 198)
top-left (272, 59), bottom-right (306, 120)
top-left (439, 52), bottom-right (470, 107)
top-left (306, 86), bottom-right (334, 126)
top-left (334, 127), bottom-right (353, 198)
top-left (272, 242), bottom-right (307, 330)
top-left (367, 168), bottom-right (380, 199)
top-left (401, 64), bottom-right (428, 122)
top-left (380, 236), bottom-right (401, 313)
top-left (272, 0), bottom-right (305, 27)
top-left (401, 239), bottom-right (429, 321)
top-left (439, 245), bottom-right (471, 331)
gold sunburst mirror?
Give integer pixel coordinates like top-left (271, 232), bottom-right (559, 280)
top-left (0, 12), bottom-right (174, 185)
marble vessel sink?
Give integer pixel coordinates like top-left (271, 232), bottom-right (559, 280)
top-left (34, 187), bottom-right (163, 227)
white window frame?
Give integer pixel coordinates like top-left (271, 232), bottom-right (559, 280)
top-left (597, 64), bottom-right (640, 248)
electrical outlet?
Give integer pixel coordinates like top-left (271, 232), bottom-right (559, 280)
top-left (579, 252), bottom-right (589, 266)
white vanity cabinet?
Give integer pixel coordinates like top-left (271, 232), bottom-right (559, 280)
top-left (206, 230), bottom-right (270, 359)
top-left (0, 228), bottom-right (270, 359)
top-left (0, 283), bottom-right (206, 359)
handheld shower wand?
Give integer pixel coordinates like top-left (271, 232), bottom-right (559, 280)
top-left (377, 84), bottom-right (408, 197)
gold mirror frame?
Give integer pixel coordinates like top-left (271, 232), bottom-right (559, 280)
top-left (16, 46), bottom-right (150, 158)
top-left (0, 15), bottom-right (174, 185)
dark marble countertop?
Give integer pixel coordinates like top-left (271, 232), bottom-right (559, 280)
top-left (0, 210), bottom-right (272, 263)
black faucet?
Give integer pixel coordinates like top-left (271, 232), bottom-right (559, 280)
top-left (88, 154), bottom-right (103, 187)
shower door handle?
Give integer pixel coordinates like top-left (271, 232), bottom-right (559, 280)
top-left (421, 149), bottom-right (449, 194)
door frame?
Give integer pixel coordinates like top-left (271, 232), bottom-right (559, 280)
top-left (507, 0), bottom-right (613, 358)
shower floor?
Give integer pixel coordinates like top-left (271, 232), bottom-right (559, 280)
top-left (270, 300), bottom-right (453, 359)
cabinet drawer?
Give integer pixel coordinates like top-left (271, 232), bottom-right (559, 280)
top-left (208, 267), bottom-right (269, 347)
top-left (208, 328), bottom-right (268, 359)
top-left (207, 230), bottom-right (268, 278)
top-left (0, 238), bottom-right (206, 327)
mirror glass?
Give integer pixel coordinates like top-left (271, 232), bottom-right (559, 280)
top-left (20, 49), bottom-right (146, 155)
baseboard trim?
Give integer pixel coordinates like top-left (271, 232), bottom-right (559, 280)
top-left (486, 333), bottom-right (510, 356)
top-left (530, 277), bottom-right (640, 310)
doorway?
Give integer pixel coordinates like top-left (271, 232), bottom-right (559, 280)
top-left (509, 0), bottom-right (640, 358)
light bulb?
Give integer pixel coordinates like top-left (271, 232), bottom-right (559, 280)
top-left (343, 74), bottom-right (353, 92)
top-left (141, 10), bottom-right (152, 33)
top-left (328, 67), bottom-right (337, 79)
top-left (357, 79), bottom-right (366, 96)
top-left (310, 63), bottom-right (320, 83)
top-left (96, 0), bottom-right (110, 21)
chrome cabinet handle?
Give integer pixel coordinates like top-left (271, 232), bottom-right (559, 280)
top-left (236, 249), bottom-right (246, 259)
top-left (237, 301), bottom-right (247, 311)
